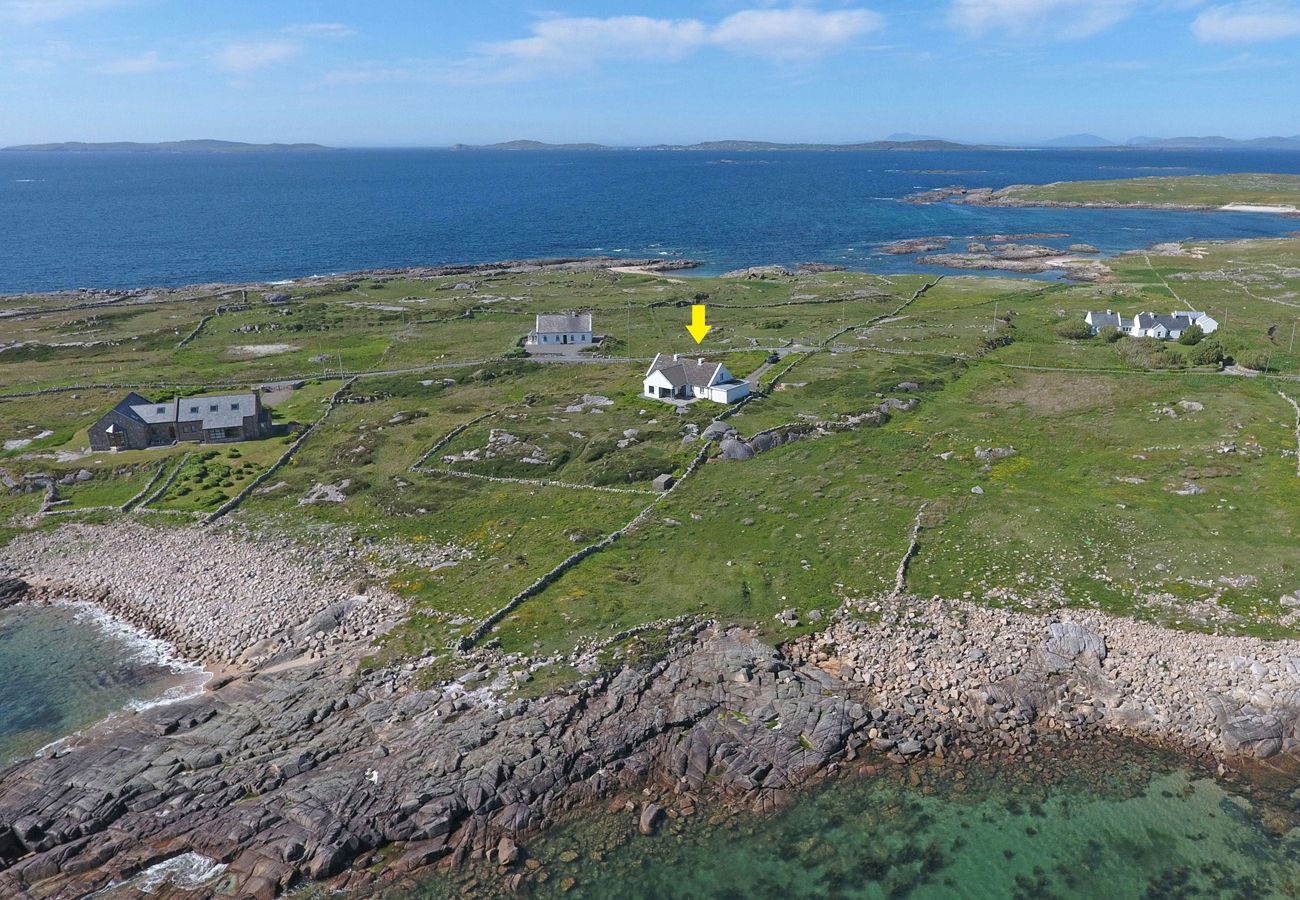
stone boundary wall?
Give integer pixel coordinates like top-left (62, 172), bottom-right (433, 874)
top-left (203, 377), bottom-right (358, 525)
top-left (410, 405), bottom-right (518, 471)
top-left (457, 440), bottom-right (715, 651)
top-left (413, 467), bottom-right (657, 496)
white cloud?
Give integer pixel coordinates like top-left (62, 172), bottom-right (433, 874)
top-left (98, 49), bottom-right (174, 74)
top-left (948, 0), bottom-right (1138, 39)
top-left (472, 7), bottom-right (883, 79)
top-left (214, 40), bottom-right (300, 72)
top-left (1192, 2), bottom-right (1300, 42)
top-left (712, 8), bottom-right (884, 60)
top-left (0, 0), bottom-right (126, 24)
top-left (282, 22), bottom-right (356, 39)
top-left (478, 16), bottom-right (708, 72)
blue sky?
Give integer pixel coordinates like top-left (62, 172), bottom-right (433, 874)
top-left (0, 0), bottom-right (1297, 146)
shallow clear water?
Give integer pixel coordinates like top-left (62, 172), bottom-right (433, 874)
top-left (0, 602), bottom-right (206, 764)
top-left (4, 148), bottom-right (1300, 292)
top-left (406, 744), bottom-right (1300, 899)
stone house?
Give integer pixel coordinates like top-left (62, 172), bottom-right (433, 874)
top-left (89, 391), bottom-right (272, 451)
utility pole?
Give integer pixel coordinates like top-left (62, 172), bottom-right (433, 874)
top-left (993, 302), bottom-right (999, 333)
top-left (1290, 321), bottom-right (1296, 354)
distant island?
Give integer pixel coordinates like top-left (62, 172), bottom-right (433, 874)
top-left (2, 140), bottom-right (336, 153)
top-left (453, 135), bottom-right (1300, 152)
top-left (452, 138), bottom-right (986, 152)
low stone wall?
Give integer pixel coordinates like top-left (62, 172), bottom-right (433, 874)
top-left (413, 466), bottom-right (657, 496)
top-left (457, 440), bottom-right (715, 651)
top-left (203, 377), bottom-right (357, 525)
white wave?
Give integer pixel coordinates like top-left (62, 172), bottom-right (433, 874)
top-left (61, 601), bottom-right (203, 677)
top-left (84, 852), bottom-right (226, 896)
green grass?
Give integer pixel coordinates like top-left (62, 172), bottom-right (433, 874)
top-left (1005, 173), bottom-right (1300, 208)
top-left (8, 244), bottom-right (1300, 677)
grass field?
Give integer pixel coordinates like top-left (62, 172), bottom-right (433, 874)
top-left (7, 233), bottom-right (1300, 682)
top-left (1004, 173), bottom-right (1300, 208)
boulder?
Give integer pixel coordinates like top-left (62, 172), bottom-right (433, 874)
top-left (638, 803), bottom-right (661, 836)
top-left (718, 439), bottom-right (754, 461)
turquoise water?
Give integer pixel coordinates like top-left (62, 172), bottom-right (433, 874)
top-left (408, 743), bottom-right (1300, 899)
top-left (0, 602), bottom-right (207, 764)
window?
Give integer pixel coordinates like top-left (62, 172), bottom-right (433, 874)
top-left (190, 406), bottom-right (199, 414)
top-left (156, 406), bottom-right (166, 414)
top-left (231, 403), bottom-right (240, 410)
top-left (209, 404), bottom-right (218, 412)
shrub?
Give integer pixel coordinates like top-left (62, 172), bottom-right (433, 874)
top-left (1189, 340), bottom-right (1224, 367)
top-left (1097, 325), bottom-right (1122, 343)
top-left (1178, 324), bottom-right (1205, 345)
top-left (1055, 320), bottom-right (1094, 340)
top-left (1115, 336), bottom-right (1185, 370)
top-left (1235, 351), bottom-right (1271, 372)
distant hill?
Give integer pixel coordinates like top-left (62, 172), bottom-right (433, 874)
top-left (2, 140), bottom-right (336, 153)
top-left (454, 138), bottom-right (986, 152)
top-left (1039, 134), bottom-right (1115, 148)
top-left (884, 132), bottom-right (946, 142)
top-left (1124, 135), bottom-right (1300, 150)
top-left (450, 139), bottom-right (609, 151)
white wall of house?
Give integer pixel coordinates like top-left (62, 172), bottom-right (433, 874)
top-left (529, 331), bottom-right (592, 345)
top-left (705, 382), bottom-right (751, 403)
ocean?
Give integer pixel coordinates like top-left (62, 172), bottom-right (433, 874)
top-left (408, 740), bottom-right (1300, 899)
top-left (0, 602), bottom-right (207, 764)
top-left (3, 148), bottom-right (1300, 294)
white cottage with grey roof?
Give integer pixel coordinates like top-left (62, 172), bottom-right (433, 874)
top-left (643, 353), bottom-right (751, 404)
top-left (1083, 309), bottom-right (1218, 340)
top-left (527, 313), bottom-right (593, 347)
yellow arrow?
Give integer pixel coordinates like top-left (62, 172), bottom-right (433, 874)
top-left (686, 304), bottom-right (712, 344)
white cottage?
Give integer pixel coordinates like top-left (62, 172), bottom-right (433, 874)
top-left (643, 353), bottom-right (751, 404)
top-left (1084, 309), bottom-right (1219, 340)
top-left (528, 313), bottom-right (593, 347)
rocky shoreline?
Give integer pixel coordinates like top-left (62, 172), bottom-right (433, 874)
top-left (903, 184), bottom-right (1224, 211)
top-left (3, 523), bottom-right (1300, 896)
top-left (0, 522), bottom-right (412, 668)
top-left (0, 256), bottom-right (700, 311)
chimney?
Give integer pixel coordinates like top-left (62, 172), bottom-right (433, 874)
top-left (672, 353), bottom-right (679, 362)
top-left (698, 358), bottom-right (704, 365)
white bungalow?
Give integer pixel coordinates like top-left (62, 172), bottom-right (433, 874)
top-left (643, 353), bottom-right (751, 404)
top-left (527, 313), bottom-right (593, 347)
top-left (1083, 309), bottom-right (1219, 340)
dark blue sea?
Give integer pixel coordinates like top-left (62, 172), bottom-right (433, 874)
top-left (3, 148), bottom-right (1300, 293)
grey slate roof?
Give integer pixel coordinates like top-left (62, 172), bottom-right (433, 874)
top-left (1134, 312), bottom-right (1189, 331)
top-left (534, 313), bottom-right (592, 334)
top-left (1086, 310), bottom-right (1125, 328)
top-left (114, 391), bottom-right (259, 430)
top-left (128, 400), bottom-right (178, 424)
top-left (176, 393), bottom-right (257, 429)
top-left (646, 353), bottom-right (725, 389)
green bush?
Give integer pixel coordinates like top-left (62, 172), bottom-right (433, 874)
top-left (1178, 324), bottom-right (1205, 345)
top-left (1055, 320), bottom-right (1094, 340)
top-left (1115, 337), bottom-right (1185, 370)
top-left (1235, 350), bottom-right (1271, 372)
top-left (1098, 325), bottom-right (1121, 343)
top-left (1189, 340), bottom-right (1224, 367)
